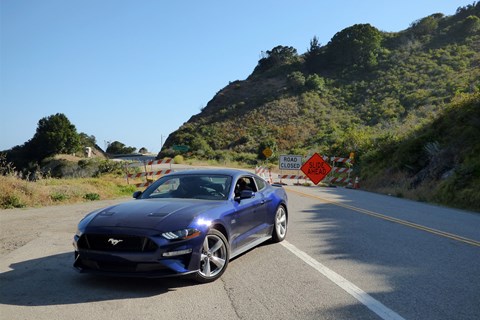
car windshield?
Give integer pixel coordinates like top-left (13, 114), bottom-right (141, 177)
top-left (141, 174), bottom-right (232, 200)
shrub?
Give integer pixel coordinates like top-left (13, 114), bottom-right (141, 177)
top-left (50, 192), bottom-right (69, 202)
top-left (173, 155), bottom-right (184, 164)
top-left (96, 159), bottom-right (125, 175)
top-left (84, 193), bottom-right (100, 201)
top-left (0, 153), bottom-right (16, 176)
top-left (1, 195), bottom-right (26, 209)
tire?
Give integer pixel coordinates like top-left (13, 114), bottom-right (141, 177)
top-left (272, 205), bottom-right (287, 242)
top-left (193, 229), bottom-right (230, 283)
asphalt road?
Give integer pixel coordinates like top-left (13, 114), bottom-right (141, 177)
top-left (0, 185), bottom-right (479, 320)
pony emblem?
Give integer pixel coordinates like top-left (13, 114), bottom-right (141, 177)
top-left (108, 238), bottom-right (123, 246)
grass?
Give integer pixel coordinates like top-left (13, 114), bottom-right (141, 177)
top-left (0, 156), bottom-right (260, 210)
top-left (0, 156), bottom-right (251, 210)
top-left (0, 174), bottom-right (137, 209)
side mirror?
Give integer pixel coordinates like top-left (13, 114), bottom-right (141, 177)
top-left (235, 190), bottom-right (255, 202)
top-left (133, 191), bottom-right (142, 199)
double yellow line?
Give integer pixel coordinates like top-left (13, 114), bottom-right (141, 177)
top-left (286, 188), bottom-right (480, 247)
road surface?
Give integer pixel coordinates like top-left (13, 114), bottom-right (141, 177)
top-left (1, 186), bottom-right (479, 320)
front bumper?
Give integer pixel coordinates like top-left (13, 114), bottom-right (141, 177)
top-left (73, 229), bottom-right (204, 278)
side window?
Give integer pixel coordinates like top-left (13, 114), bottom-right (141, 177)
top-left (245, 177), bottom-right (257, 192)
top-left (254, 177), bottom-right (266, 191)
top-left (235, 176), bottom-right (257, 195)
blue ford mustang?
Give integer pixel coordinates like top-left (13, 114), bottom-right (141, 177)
top-left (73, 169), bottom-right (288, 282)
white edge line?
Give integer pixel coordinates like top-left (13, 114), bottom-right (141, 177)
top-left (281, 241), bottom-right (405, 320)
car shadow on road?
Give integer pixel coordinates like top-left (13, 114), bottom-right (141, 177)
top-left (0, 252), bottom-right (195, 306)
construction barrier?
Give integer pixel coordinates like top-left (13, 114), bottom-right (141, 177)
top-left (134, 181), bottom-right (154, 188)
top-left (255, 166), bottom-right (273, 184)
top-left (330, 157), bottom-right (352, 164)
top-left (277, 174), bottom-right (306, 180)
top-left (276, 174), bottom-right (308, 185)
top-left (329, 176), bottom-right (352, 184)
top-left (124, 158), bottom-right (174, 188)
top-left (327, 156), bottom-right (353, 185)
top-left (331, 167), bottom-right (353, 174)
top-left (268, 153), bottom-right (358, 187)
top-left (126, 169), bottom-right (172, 179)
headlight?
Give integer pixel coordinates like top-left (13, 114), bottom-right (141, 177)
top-left (162, 228), bottom-right (201, 240)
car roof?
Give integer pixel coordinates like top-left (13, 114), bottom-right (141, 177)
top-left (167, 168), bottom-right (255, 179)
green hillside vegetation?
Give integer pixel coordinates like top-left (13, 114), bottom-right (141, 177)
top-left (362, 93), bottom-right (480, 211)
top-left (160, 3), bottom-right (480, 211)
top-left (2, 4), bottom-right (479, 212)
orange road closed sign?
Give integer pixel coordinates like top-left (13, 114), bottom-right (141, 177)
top-left (301, 153), bottom-right (332, 185)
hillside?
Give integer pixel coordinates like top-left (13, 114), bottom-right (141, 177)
top-left (160, 3), bottom-right (480, 211)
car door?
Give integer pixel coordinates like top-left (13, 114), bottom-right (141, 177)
top-left (231, 176), bottom-right (267, 251)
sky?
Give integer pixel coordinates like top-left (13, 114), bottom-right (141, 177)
top-left (0, 0), bottom-right (472, 154)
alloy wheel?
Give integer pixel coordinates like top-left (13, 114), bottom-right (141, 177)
top-left (199, 233), bottom-right (227, 278)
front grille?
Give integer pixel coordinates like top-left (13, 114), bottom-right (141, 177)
top-left (78, 234), bottom-right (157, 252)
top-left (76, 258), bottom-right (173, 275)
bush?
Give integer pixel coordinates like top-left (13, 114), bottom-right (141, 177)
top-left (173, 155), bottom-right (184, 164)
top-left (0, 153), bottom-right (16, 176)
top-left (1, 195), bottom-right (26, 209)
top-left (84, 193), bottom-right (100, 201)
top-left (96, 159), bottom-right (125, 175)
top-left (50, 192), bottom-right (69, 202)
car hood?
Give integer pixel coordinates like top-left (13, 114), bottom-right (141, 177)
top-left (87, 199), bottom-right (225, 230)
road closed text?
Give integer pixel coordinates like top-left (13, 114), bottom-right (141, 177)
top-left (279, 155), bottom-right (303, 170)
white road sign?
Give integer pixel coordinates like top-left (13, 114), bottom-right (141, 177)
top-left (279, 154), bottom-right (303, 170)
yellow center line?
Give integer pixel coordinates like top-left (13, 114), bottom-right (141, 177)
top-left (286, 188), bottom-right (480, 247)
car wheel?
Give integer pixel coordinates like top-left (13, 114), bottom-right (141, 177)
top-left (194, 229), bottom-right (230, 283)
top-left (272, 205), bottom-right (287, 242)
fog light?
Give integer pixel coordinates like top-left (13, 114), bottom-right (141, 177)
top-left (162, 248), bottom-right (193, 257)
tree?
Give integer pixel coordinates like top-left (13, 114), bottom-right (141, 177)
top-left (410, 15), bottom-right (440, 37)
top-left (307, 36), bottom-right (322, 55)
top-left (305, 74), bottom-right (326, 92)
top-left (287, 71), bottom-right (306, 91)
top-left (266, 45), bottom-right (299, 65)
top-left (79, 133), bottom-right (96, 147)
top-left (460, 15), bottom-right (480, 34)
top-left (27, 113), bottom-right (81, 161)
top-left (305, 36), bottom-right (326, 73)
top-left (254, 45), bottom-right (300, 73)
top-left (326, 24), bottom-right (382, 69)
top-left (106, 141), bottom-right (136, 154)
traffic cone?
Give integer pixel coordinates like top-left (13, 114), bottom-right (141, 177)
top-left (354, 177), bottom-right (360, 189)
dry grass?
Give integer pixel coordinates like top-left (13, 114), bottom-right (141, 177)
top-left (0, 175), bottom-right (137, 209)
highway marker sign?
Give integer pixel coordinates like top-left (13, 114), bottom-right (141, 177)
top-left (263, 147), bottom-right (273, 158)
